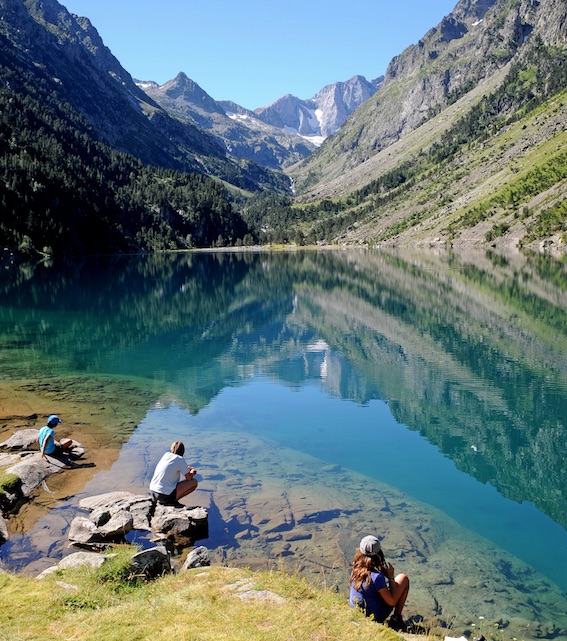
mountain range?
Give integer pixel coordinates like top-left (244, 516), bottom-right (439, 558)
top-left (137, 73), bottom-right (382, 169)
top-left (0, 0), bottom-right (285, 190)
top-left (0, 0), bottom-right (566, 255)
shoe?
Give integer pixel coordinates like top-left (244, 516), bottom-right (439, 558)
top-left (388, 613), bottom-right (408, 632)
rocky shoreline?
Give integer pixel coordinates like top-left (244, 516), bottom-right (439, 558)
top-left (0, 428), bottom-right (209, 563)
top-left (1, 380), bottom-right (566, 641)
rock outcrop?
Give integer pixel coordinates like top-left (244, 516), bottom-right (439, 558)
top-left (37, 546), bottom-right (172, 580)
top-left (0, 428), bottom-right (85, 540)
top-left (68, 492), bottom-right (208, 549)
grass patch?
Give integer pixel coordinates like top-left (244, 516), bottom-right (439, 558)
top-left (0, 550), bottom-right (423, 641)
top-left (0, 471), bottom-right (21, 496)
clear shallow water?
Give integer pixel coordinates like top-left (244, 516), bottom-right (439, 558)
top-left (1, 249), bottom-right (566, 637)
top-left (204, 378), bottom-right (567, 591)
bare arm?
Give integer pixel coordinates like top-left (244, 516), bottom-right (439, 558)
top-left (377, 564), bottom-right (402, 607)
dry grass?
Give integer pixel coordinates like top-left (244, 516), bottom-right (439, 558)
top-left (0, 549), bottom-right (437, 641)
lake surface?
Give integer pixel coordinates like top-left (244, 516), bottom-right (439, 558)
top-left (1, 248), bottom-right (566, 639)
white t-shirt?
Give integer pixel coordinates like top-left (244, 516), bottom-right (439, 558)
top-left (149, 452), bottom-right (189, 495)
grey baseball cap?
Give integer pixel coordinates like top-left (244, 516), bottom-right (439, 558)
top-left (359, 535), bottom-right (381, 556)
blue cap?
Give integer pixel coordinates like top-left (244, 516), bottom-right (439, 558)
top-left (47, 415), bottom-right (62, 425)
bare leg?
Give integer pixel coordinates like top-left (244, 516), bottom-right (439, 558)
top-left (390, 573), bottom-right (410, 614)
top-left (176, 478), bottom-right (198, 501)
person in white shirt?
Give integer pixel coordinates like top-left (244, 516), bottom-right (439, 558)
top-left (149, 441), bottom-right (198, 507)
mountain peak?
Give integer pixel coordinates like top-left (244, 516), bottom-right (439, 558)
top-left (154, 73), bottom-right (224, 115)
top-left (254, 76), bottom-right (379, 141)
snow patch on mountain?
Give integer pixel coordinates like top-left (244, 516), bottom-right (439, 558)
top-left (254, 75), bottom-right (383, 143)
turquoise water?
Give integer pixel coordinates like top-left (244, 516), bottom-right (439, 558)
top-left (204, 378), bottom-right (567, 591)
top-left (1, 249), bottom-right (566, 637)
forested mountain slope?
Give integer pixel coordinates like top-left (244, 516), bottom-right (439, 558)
top-left (0, 0), bottom-right (287, 255)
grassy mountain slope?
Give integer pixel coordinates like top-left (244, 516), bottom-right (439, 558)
top-left (0, 560), bottom-right (410, 641)
top-left (286, 0), bottom-right (567, 252)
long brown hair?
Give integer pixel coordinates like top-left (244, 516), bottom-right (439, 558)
top-left (350, 549), bottom-right (387, 591)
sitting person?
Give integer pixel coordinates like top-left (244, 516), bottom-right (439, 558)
top-left (38, 415), bottom-right (73, 459)
top-left (349, 534), bottom-right (410, 631)
top-left (149, 441), bottom-right (198, 507)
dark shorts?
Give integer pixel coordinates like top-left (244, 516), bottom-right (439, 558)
top-left (45, 444), bottom-right (64, 457)
top-left (150, 489), bottom-right (177, 506)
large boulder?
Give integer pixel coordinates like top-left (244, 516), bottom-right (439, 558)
top-left (37, 551), bottom-right (114, 579)
top-left (70, 492), bottom-right (208, 548)
top-left (150, 504), bottom-right (208, 541)
top-left (181, 545), bottom-right (211, 571)
top-left (91, 508), bottom-right (134, 538)
top-left (68, 509), bottom-right (134, 547)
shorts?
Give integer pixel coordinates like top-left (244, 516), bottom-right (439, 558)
top-left (150, 489), bottom-right (177, 506)
top-left (45, 444), bottom-right (64, 457)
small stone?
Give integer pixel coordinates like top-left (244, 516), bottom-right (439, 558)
top-left (181, 546), bottom-right (211, 571)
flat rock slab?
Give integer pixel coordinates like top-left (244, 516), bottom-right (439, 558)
top-left (0, 429), bottom-right (40, 450)
top-left (6, 453), bottom-right (71, 496)
top-left (80, 492), bottom-right (153, 530)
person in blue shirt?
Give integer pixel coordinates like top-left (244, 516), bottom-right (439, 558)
top-left (349, 534), bottom-right (410, 631)
top-left (38, 415), bottom-right (73, 459)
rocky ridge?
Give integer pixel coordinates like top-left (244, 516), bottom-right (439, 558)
top-left (0, 0), bottom-right (283, 191)
top-left (253, 74), bottom-right (383, 142)
top-left (291, 0), bottom-right (567, 193)
top-left (138, 73), bottom-right (316, 170)
top-left (139, 74), bottom-right (383, 170)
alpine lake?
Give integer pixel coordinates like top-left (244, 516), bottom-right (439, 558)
top-left (1, 248), bottom-right (566, 640)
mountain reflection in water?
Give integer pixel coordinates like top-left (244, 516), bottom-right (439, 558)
top-left (1, 248), bottom-right (566, 636)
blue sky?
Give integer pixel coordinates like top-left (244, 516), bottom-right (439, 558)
top-left (61, 0), bottom-right (458, 110)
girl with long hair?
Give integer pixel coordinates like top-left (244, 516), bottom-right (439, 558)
top-left (349, 535), bottom-right (410, 631)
